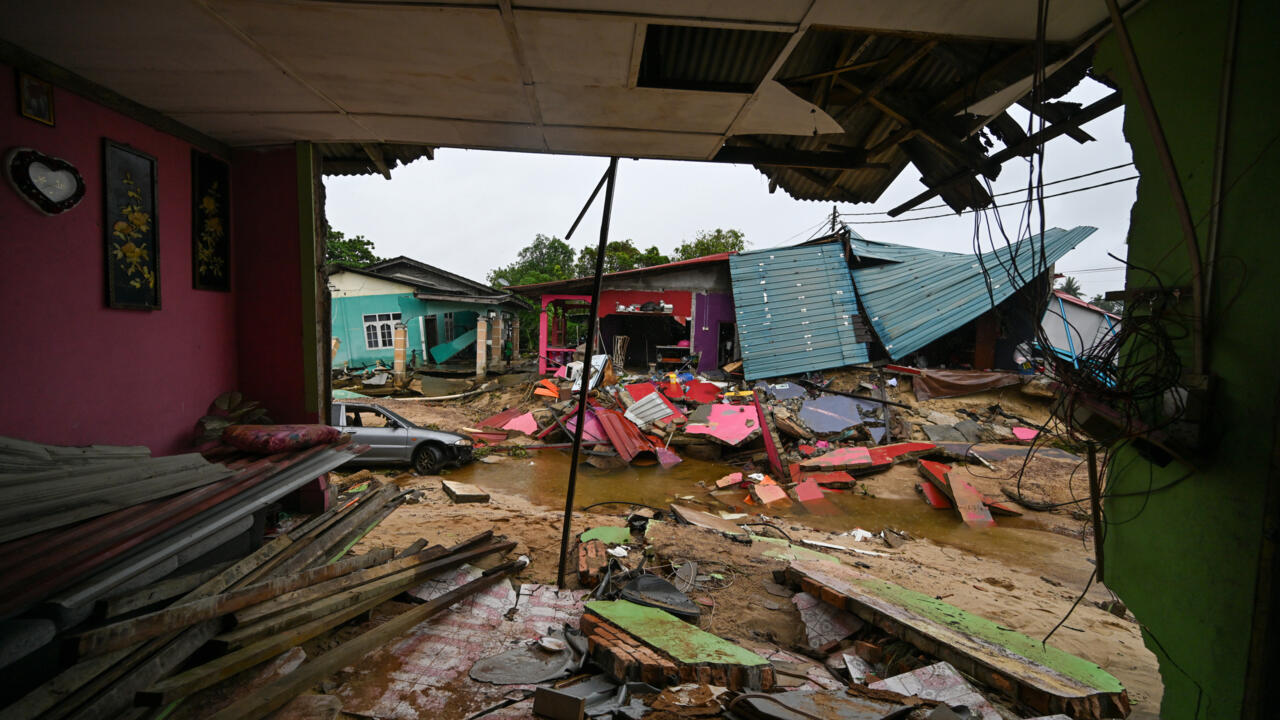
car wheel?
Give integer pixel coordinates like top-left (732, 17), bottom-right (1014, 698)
top-left (412, 444), bottom-right (444, 475)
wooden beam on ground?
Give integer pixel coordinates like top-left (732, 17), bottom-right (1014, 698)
top-left (97, 562), bottom-right (232, 620)
top-left (205, 559), bottom-right (527, 720)
top-left (70, 549), bottom-right (395, 659)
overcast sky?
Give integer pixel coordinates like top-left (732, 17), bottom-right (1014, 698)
top-left (325, 79), bottom-right (1132, 299)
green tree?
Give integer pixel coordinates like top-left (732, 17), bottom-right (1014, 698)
top-left (673, 228), bottom-right (747, 261)
top-left (325, 226), bottom-right (383, 268)
top-left (573, 239), bottom-right (670, 277)
top-left (1056, 275), bottom-right (1083, 297)
top-left (488, 234), bottom-right (576, 288)
top-left (1090, 293), bottom-right (1125, 315)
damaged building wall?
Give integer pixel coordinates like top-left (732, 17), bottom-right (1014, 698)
top-left (1094, 1), bottom-right (1280, 717)
top-left (0, 62), bottom-right (238, 454)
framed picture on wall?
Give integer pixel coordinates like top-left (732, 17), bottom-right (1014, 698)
top-left (191, 151), bottom-right (231, 291)
top-left (103, 139), bottom-right (160, 310)
top-left (17, 71), bottom-right (54, 126)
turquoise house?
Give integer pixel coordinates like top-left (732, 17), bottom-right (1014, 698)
top-left (328, 256), bottom-right (526, 370)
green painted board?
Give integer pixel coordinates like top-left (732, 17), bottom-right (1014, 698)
top-left (790, 560), bottom-right (1127, 717)
top-left (580, 526), bottom-right (631, 545)
top-left (430, 327), bottom-right (477, 364)
top-left (585, 600), bottom-right (769, 667)
top-left (332, 389), bottom-right (369, 399)
top-left (751, 535), bottom-right (842, 564)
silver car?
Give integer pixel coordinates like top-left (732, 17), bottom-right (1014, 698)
top-left (330, 402), bottom-right (474, 474)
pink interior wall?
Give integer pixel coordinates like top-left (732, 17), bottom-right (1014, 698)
top-left (230, 147), bottom-right (309, 424)
top-left (0, 64), bottom-right (239, 454)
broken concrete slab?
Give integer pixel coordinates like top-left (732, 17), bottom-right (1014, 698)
top-left (669, 504), bottom-right (746, 537)
top-left (953, 419), bottom-right (984, 443)
top-left (922, 424), bottom-right (968, 443)
top-left (441, 480), bottom-right (489, 504)
top-left (785, 561), bottom-right (1130, 720)
top-left (732, 688), bottom-right (907, 719)
top-left (791, 591), bottom-right (865, 653)
top-left (870, 661), bottom-right (1001, 720)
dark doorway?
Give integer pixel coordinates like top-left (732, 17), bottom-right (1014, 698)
top-left (718, 322), bottom-right (737, 366)
top-left (423, 317), bottom-right (439, 360)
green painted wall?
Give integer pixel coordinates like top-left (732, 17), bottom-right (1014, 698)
top-left (1095, 2), bottom-right (1279, 717)
top-left (331, 293), bottom-right (482, 368)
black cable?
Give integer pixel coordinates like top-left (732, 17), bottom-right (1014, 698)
top-left (838, 162), bottom-right (1136, 216)
top-left (845, 176), bottom-right (1139, 225)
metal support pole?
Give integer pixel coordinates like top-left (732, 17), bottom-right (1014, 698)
top-left (1087, 441), bottom-right (1105, 583)
top-left (556, 157), bottom-right (619, 589)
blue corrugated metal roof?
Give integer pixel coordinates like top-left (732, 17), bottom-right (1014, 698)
top-left (850, 226), bottom-right (1096, 359)
top-left (730, 243), bottom-right (870, 381)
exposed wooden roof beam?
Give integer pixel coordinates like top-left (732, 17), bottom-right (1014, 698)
top-left (831, 39), bottom-right (938, 124)
top-left (497, 0), bottom-right (548, 150)
top-left (359, 143), bottom-right (392, 180)
top-left (887, 90), bottom-right (1124, 216)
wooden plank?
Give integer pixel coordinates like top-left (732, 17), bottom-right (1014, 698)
top-left (70, 549), bottom-right (395, 659)
top-left (222, 541), bottom-right (515, 646)
top-left (785, 562), bottom-right (1129, 719)
top-left (97, 562), bottom-right (233, 619)
top-left (669, 504), bottom-right (746, 537)
top-left (204, 560), bottom-right (526, 720)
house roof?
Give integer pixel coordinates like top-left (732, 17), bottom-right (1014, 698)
top-left (2, 2), bottom-right (1120, 208)
top-left (329, 260), bottom-right (528, 308)
top-left (848, 225), bottom-right (1096, 359)
top-left (507, 253), bottom-right (732, 296)
top-left (729, 243), bottom-right (870, 381)
top-left (1052, 288), bottom-right (1120, 319)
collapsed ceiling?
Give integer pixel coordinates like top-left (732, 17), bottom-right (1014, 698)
top-left (1, 1), bottom-right (1127, 210)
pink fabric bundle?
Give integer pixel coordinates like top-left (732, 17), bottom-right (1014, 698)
top-left (222, 424), bottom-right (340, 453)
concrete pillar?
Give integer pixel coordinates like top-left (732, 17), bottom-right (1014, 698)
top-left (511, 316), bottom-right (521, 359)
top-left (490, 312), bottom-right (504, 366)
top-left (475, 318), bottom-right (488, 378)
top-left (392, 321), bottom-right (408, 384)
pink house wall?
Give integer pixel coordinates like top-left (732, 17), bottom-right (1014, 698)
top-left (230, 147), bottom-right (309, 424)
top-left (0, 64), bottom-right (306, 454)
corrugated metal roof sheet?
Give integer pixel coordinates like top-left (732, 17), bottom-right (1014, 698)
top-left (730, 242), bottom-right (870, 381)
top-left (850, 225), bottom-right (1096, 359)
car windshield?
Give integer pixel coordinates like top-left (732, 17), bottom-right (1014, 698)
top-left (345, 404), bottom-right (417, 429)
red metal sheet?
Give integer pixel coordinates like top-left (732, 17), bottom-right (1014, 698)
top-left (754, 396), bottom-right (785, 478)
top-left (684, 381), bottom-right (721, 404)
top-left (593, 407), bottom-right (655, 463)
top-left (916, 460), bottom-right (955, 501)
top-left (918, 482), bottom-right (954, 509)
top-left (478, 407), bottom-right (524, 429)
top-left (950, 476), bottom-right (997, 528)
top-left (798, 446), bottom-right (873, 471)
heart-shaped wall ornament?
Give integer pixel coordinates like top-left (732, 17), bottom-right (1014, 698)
top-left (6, 147), bottom-right (86, 215)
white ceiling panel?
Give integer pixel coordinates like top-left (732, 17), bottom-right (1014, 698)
top-left (538, 85), bottom-right (744, 134)
top-left (542, 126), bottom-right (721, 159)
top-left (353, 114), bottom-right (546, 152)
top-left (167, 112), bottom-right (368, 144)
top-left (516, 12), bottom-right (635, 86)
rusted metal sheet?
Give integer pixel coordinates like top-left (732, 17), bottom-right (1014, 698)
top-left (592, 407), bottom-right (655, 464)
top-left (786, 561), bottom-right (1130, 720)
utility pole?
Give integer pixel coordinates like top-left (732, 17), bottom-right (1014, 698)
top-left (830, 205), bottom-right (838, 233)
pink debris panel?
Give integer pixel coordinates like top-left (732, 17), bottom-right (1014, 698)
top-left (564, 411), bottom-right (606, 443)
top-left (794, 479), bottom-right (825, 503)
top-left (752, 483), bottom-right (791, 506)
top-left (949, 476), bottom-right (997, 528)
top-left (684, 404), bottom-right (761, 446)
top-left (799, 446), bottom-right (872, 470)
top-left (1013, 426), bottom-right (1040, 441)
top-left (716, 472), bottom-right (746, 488)
top-left (501, 412), bottom-right (539, 435)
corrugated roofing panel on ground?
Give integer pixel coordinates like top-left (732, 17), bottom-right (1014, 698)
top-left (849, 226), bottom-right (1095, 360)
top-left (730, 241), bottom-right (869, 381)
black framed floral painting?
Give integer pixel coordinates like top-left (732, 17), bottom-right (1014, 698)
top-left (191, 151), bottom-right (230, 291)
top-left (103, 140), bottom-right (160, 310)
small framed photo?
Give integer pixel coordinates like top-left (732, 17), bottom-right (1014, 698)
top-left (17, 71), bottom-right (54, 126)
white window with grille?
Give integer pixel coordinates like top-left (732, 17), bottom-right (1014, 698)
top-left (363, 312), bottom-right (401, 349)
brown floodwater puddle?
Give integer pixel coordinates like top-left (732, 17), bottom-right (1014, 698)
top-left (446, 450), bottom-right (1091, 583)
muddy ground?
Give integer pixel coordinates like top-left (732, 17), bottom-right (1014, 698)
top-left (328, 375), bottom-right (1162, 718)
